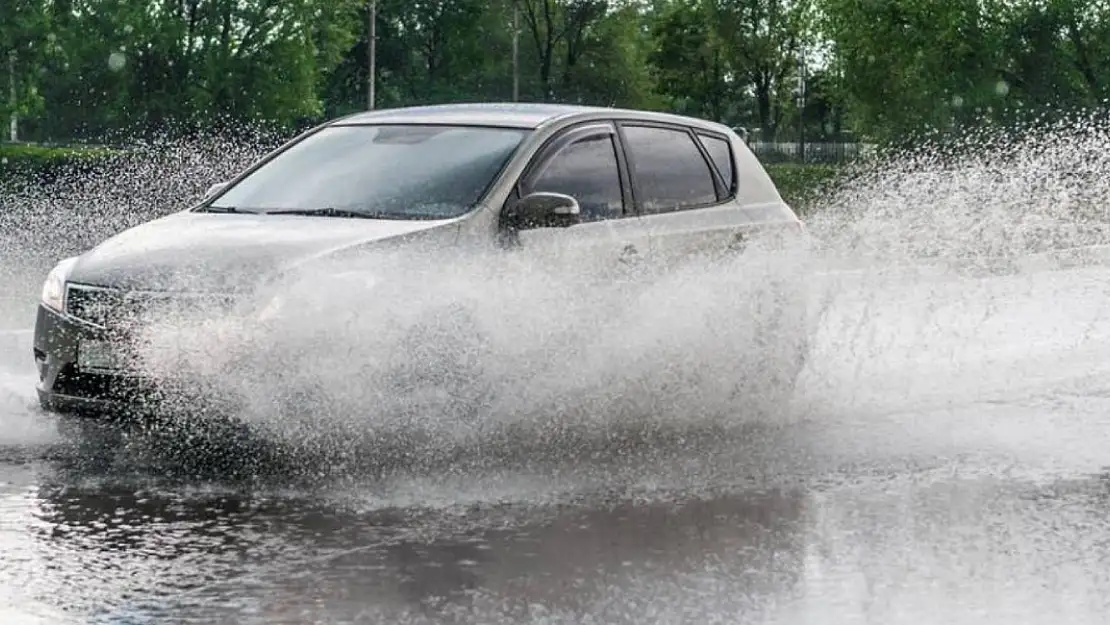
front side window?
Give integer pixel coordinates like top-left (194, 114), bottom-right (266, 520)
top-left (529, 134), bottom-right (624, 222)
top-left (621, 124), bottom-right (718, 214)
top-left (208, 124), bottom-right (528, 220)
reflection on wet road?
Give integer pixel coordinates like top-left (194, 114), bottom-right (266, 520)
top-left (4, 265), bottom-right (1110, 624)
top-left (5, 439), bottom-right (1110, 625)
top-left (5, 478), bottom-right (810, 624)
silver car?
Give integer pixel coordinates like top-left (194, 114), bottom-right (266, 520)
top-left (32, 102), bottom-right (809, 418)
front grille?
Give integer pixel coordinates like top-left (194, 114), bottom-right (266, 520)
top-left (64, 284), bottom-right (240, 330)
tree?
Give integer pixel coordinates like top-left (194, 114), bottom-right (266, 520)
top-left (0, 0), bottom-right (50, 140)
top-left (711, 0), bottom-right (813, 142)
top-left (553, 0), bottom-right (659, 106)
top-left (23, 0), bottom-right (363, 140)
top-left (995, 0), bottom-right (1110, 118)
top-left (516, 0), bottom-right (612, 100)
top-left (649, 1), bottom-right (732, 121)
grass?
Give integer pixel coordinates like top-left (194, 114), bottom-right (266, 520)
top-left (0, 142), bottom-right (120, 173)
top-left (764, 162), bottom-right (845, 214)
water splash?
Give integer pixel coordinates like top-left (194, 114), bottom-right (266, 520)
top-left (5, 113), bottom-right (1110, 487)
top-left (808, 110), bottom-right (1110, 265)
top-left (795, 110), bottom-right (1110, 417)
top-left (0, 128), bottom-right (277, 328)
top-left (129, 235), bottom-right (816, 479)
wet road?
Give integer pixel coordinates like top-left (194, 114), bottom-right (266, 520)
top-left (3, 264), bottom-right (1110, 624)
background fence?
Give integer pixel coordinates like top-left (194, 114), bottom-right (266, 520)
top-left (747, 141), bottom-right (876, 164)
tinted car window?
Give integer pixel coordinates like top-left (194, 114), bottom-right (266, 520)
top-left (530, 134), bottom-right (624, 222)
top-left (210, 124), bottom-right (527, 219)
top-left (622, 125), bottom-right (718, 214)
top-left (698, 133), bottom-right (735, 193)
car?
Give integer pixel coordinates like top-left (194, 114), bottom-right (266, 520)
top-left (32, 102), bottom-right (810, 419)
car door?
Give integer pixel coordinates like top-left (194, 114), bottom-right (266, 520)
top-left (504, 121), bottom-right (651, 285)
top-left (617, 122), bottom-right (758, 265)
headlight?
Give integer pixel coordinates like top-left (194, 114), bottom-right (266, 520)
top-left (41, 256), bottom-right (79, 313)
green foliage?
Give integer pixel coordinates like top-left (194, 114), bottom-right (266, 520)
top-left (819, 0), bottom-right (1110, 141)
top-left (819, 0), bottom-right (1003, 141)
top-left (19, 0), bottom-right (365, 140)
top-left (648, 0), bottom-right (816, 137)
top-left (0, 0), bottom-right (53, 134)
top-left (764, 162), bottom-right (843, 212)
top-left (649, 1), bottom-right (730, 120)
top-left (0, 142), bottom-right (116, 174)
top-left (4, 0), bottom-right (1110, 149)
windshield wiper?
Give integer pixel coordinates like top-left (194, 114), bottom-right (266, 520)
top-left (263, 207), bottom-right (373, 219)
top-left (262, 207), bottom-right (430, 220)
top-left (199, 205), bottom-right (244, 213)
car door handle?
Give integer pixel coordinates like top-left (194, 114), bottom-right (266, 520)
top-left (619, 243), bottom-right (641, 264)
top-left (728, 230), bottom-right (749, 253)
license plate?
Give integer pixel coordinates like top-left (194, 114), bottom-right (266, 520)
top-left (77, 339), bottom-right (130, 372)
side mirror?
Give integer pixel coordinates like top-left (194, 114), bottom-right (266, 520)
top-left (504, 192), bottom-right (582, 230)
top-left (203, 181), bottom-right (228, 200)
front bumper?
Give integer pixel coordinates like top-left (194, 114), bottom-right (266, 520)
top-left (32, 304), bottom-right (234, 418)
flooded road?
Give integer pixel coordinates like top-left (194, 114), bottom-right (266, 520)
top-left (4, 262), bottom-right (1110, 624)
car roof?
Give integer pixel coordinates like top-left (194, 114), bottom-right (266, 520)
top-left (332, 102), bottom-right (732, 134)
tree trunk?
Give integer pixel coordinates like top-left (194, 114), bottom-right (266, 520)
top-left (7, 51), bottom-right (17, 142)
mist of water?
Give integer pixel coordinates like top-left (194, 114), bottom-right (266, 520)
top-left (125, 233), bottom-right (816, 478)
top-left (4, 113), bottom-right (1110, 484)
top-left (0, 128), bottom-right (278, 326)
top-left (808, 112), bottom-right (1110, 265)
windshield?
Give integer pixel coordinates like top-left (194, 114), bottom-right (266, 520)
top-left (207, 124), bottom-right (528, 219)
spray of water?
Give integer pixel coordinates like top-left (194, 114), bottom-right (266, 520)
top-left (0, 128), bottom-right (277, 458)
top-left (0, 128), bottom-right (277, 325)
top-left (809, 112), bottom-right (1110, 265)
top-left (795, 110), bottom-right (1110, 418)
top-left (127, 232), bottom-right (816, 479)
top-left (5, 112), bottom-right (1110, 488)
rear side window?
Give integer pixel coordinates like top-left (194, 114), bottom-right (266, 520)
top-left (698, 133), bottom-right (735, 193)
top-left (530, 134), bottom-right (624, 222)
top-left (621, 124), bottom-right (718, 214)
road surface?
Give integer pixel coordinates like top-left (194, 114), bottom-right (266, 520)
top-left (2, 262), bottom-right (1110, 625)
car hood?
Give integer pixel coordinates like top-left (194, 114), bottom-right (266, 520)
top-left (66, 210), bottom-right (460, 292)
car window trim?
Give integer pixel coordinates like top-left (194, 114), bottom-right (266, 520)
top-left (616, 120), bottom-right (734, 216)
top-left (694, 130), bottom-right (738, 199)
top-left (198, 122), bottom-right (532, 216)
top-left (513, 121), bottom-right (634, 220)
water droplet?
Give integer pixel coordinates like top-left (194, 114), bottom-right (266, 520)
top-left (995, 80), bottom-right (1010, 96)
top-left (108, 52), bottom-right (126, 72)
top-left (951, 95), bottom-right (965, 108)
